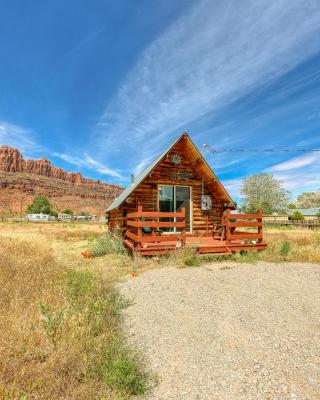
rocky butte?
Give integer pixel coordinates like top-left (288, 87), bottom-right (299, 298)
top-left (0, 146), bottom-right (123, 216)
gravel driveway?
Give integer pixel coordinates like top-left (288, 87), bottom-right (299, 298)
top-left (119, 261), bottom-right (320, 400)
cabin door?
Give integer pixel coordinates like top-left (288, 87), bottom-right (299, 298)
top-left (158, 185), bottom-right (192, 233)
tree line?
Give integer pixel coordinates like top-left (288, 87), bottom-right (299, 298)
top-left (26, 196), bottom-right (89, 217)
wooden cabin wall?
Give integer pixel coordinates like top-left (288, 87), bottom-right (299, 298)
top-left (107, 142), bottom-right (226, 236)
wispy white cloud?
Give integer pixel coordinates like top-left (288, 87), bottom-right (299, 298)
top-left (94, 0), bottom-right (320, 160)
top-left (224, 151), bottom-right (320, 200)
top-left (53, 152), bottom-right (124, 180)
top-left (273, 172), bottom-right (320, 192)
top-left (0, 121), bottom-right (42, 153)
top-left (267, 152), bottom-right (320, 172)
top-left (265, 151), bottom-right (320, 195)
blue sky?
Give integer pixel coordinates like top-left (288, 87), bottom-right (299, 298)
top-left (1, 0), bottom-right (320, 200)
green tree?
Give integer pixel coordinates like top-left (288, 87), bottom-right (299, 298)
top-left (27, 196), bottom-right (52, 214)
top-left (62, 208), bottom-right (74, 215)
top-left (290, 211), bottom-right (304, 220)
top-left (316, 210), bottom-right (320, 219)
top-left (288, 203), bottom-right (296, 209)
top-left (240, 173), bottom-right (290, 214)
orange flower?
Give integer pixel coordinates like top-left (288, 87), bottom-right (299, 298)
top-left (130, 271), bottom-right (137, 278)
top-left (81, 250), bottom-right (93, 259)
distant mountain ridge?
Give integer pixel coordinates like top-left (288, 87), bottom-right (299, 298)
top-left (0, 145), bottom-right (123, 216)
top-left (0, 145), bottom-right (113, 186)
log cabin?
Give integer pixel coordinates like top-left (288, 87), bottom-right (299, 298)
top-left (106, 133), bottom-right (266, 255)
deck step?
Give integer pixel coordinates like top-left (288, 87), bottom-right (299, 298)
top-left (198, 251), bottom-right (232, 256)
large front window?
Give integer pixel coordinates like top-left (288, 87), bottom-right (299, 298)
top-left (158, 185), bottom-right (191, 233)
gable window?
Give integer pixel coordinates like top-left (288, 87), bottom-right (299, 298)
top-left (158, 185), bottom-right (192, 233)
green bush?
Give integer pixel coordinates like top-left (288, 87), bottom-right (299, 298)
top-left (280, 241), bottom-right (291, 258)
top-left (62, 208), bottom-right (73, 215)
top-left (290, 211), bottom-right (304, 220)
top-left (90, 231), bottom-right (127, 257)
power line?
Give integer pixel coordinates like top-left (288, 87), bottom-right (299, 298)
top-left (202, 144), bottom-right (320, 153)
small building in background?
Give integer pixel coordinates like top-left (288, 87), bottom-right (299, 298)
top-left (288, 208), bottom-right (320, 220)
top-left (76, 215), bottom-right (90, 221)
top-left (263, 213), bottom-right (289, 221)
top-left (58, 213), bottom-right (72, 221)
top-left (27, 213), bottom-right (50, 222)
top-left (264, 208), bottom-right (320, 221)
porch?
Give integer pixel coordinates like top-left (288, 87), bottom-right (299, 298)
top-left (124, 206), bottom-right (267, 256)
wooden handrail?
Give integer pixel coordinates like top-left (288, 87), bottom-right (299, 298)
top-left (127, 220), bottom-right (185, 228)
top-left (125, 207), bottom-right (186, 249)
top-left (127, 210), bottom-right (185, 219)
top-left (225, 209), bottom-right (263, 244)
top-left (225, 213), bottom-right (263, 220)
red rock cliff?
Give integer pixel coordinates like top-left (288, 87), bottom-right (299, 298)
top-left (0, 145), bottom-right (120, 188)
top-left (0, 146), bottom-right (123, 215)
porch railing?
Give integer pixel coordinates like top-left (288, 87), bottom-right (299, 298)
top-left (224, 209), bottom-right (263, 244)
top-left (125, 206), bottom-right (186, 248)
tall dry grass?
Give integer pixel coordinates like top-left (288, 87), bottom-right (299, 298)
top-left (0, 235), bottom-right (149, 399)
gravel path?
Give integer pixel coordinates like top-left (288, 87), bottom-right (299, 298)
top-left (119, 261), bottom-right (320, 400)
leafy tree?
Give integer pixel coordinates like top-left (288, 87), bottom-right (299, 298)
top-left (316, 210), bottom-right (320, 219)
top-left (62, 208), bottom-right (74, 215)
top-left (296, 191), bottom-right (320, 208)
top-left (288, 203), bottom-right (296, 209)
top-left (27, 196), bottom-right (52, 214)
top-left (240, 173), bottom-right (290, 214)
top-left (290, 211), bottom-right (304, 220)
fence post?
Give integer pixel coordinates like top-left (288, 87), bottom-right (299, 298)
top-left (181, 207), bottom-right (186, 246)
top-left (137, 206), bottom-right (143, 246)
top-left (257, 209), bottom-right (263, 243)
top-left (225, 209), bottom-right (230, 244)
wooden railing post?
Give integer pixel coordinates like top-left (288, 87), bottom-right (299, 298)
top-left (181, 207), bottom-right (186, 246)
top-left (225, 208), bottom-right (231, 244)
top-left (257, 208), bottom-right (263, 243)
top-left (137, 206), bottom-right (143, 247)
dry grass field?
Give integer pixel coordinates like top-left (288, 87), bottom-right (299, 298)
top-left (0, 221), bottom-right (319, 399)
top-left (0, 222), bottom-right (149, 400)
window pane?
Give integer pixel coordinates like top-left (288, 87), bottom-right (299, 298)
top-left (159, 186), bottom-right (174, 232)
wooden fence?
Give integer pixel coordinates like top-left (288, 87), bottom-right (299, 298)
top-left (263, 219), bottom-right (320, 229)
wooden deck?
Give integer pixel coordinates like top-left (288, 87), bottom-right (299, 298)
top-left (125, 236), bottom-right (266, 256)
top-left (124, 207), bottom-right (267, 256)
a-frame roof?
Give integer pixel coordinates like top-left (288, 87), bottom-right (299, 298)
top-left (106, 133), bottom-right (233, 212)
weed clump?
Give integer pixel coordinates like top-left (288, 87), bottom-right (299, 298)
top-left (96, 341), bottom-right (150, 396)
top-left (232, 250), bottom-right (260, 264)
top-left (183, 248), bottom-right (201, 267)
top-left (280, 241), bottom-right (291, 258)
top-left (90, 230), bottom-right (127, 257)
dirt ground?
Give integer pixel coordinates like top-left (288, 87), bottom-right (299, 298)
top-left (119, 261), bottom-right (320, 400)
